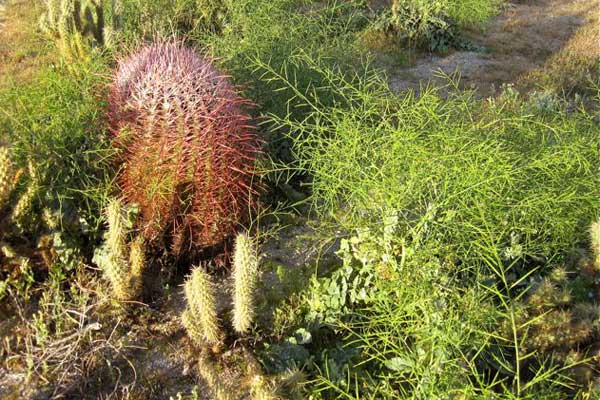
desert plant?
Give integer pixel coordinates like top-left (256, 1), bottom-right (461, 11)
top-left (197, 352), bottom-right (237, 400)
top-left (384, 0), bottom-right (502, 50)
top-left (249, 374), bottom-right (279, 400)
top-left (232, 231), bottom-right (259, 333)
top-left (93, 198), bottom-right (146, 301)
top-left (128, 234), bottom-right (145, 296)
top-left (0, 146), bottom-right (21, 211)
top-left (590, 219), bottom-right (600, 269)
top-left (11, 160), bottom-right (40, 230)
top-left (0, 59), bottom-right (111, 238)
top-left (390, 0), bottom-right (448, 47)
top-left (39, 0), bottom-right (121, 62)
top-left (182, 264), bottom-right (222, 346)
top-left (108, 39), bottom-right (261, 255)
top-left (117, 0), bottom-right (229, 44)
top-left (257, 54), bottom-right (599, 399)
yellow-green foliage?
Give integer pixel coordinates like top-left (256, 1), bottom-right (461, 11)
top-left (195, 0), bottom-right (229, 32)
top-left (232, 232), bottom-right (259, 333)
top-left (182, 265), bottom-right (222, 346)
top-left (94, 198), bottom-right (145, 301)
top-left (197, 353), bottom-right (236, 400)
top-left (590, 219), bottom-right (600, 270)
top-left (0, 146), bottom-right (20, 210)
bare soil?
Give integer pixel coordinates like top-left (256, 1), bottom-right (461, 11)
top-left (382, 0), bottom-right (599, 97)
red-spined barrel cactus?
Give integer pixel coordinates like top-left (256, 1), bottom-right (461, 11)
top-left (108, 40), bottom-right (260, 255)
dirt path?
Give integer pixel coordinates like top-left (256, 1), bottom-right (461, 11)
top-left (385, 0), bottom-right (598, 97)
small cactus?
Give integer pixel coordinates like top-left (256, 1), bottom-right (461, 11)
top-left (590, 219), bottom-right (600, 270)
top-left (94, 198), bottom-right (145, 301)
top-left (182, 265), bottom-right (222, 346)
top-left (11, 161), bottom-right (40, 230)
top-left (197, 353), bottom-right (237, 400)
top-left (11, 184), bottom-right (37, 230)
top-left (249, 374), bottom-right (279, 400)
top-left (105, 198), bottom-right (126, 258)
top-left (0, 146), bottom-right (20, 210)
top-left (232, 231), bottom-right (259, 333)
top-left (128, 234), bottom-right (145, 297)
top-left (39, 0), bottom-right (120, 62)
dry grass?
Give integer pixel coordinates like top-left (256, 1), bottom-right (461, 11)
top-left (0, 0), bottom-right (55, 89)
top-left (521, 10), bottom-right (600, 94)
top-left (385, 0), bottom-right (598, 97)
top-left (0, 271), bottom-right (135, 399)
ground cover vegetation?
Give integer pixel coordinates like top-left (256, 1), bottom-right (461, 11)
top-left (0, 0), bottom-right (599, 399)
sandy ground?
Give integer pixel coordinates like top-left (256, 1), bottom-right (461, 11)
top-left (383, 0), bottom-right (598, 97)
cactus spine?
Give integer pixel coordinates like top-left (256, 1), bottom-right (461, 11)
top-left (232, 232), bottom-right (259, 333)
top-left (183, 265), bottom-right (222, 346)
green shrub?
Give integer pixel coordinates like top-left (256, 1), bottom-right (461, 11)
top-left (305, 225), bottom-right (496, 398)
top-left (385, 0), bottom-right (503, 50)
top-left (256, 56), bottom-right (599, 398)
top-left (446, 0), bottom-right (503, 27)
top-left (264, 57), bottom-right (599, 265)
top-left (118, 0), bottom-right (229, 43)
top-left (204, 0), bottom-right (368, 166)
top-left (0, 58), bottom-right (112, 240)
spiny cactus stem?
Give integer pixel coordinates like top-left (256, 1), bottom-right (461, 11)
top-left (183, 264), bottom-right (222, 345)
top-left (232, 231), bottom-right (259, 333)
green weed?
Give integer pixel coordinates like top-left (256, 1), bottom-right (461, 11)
top-left (256, 55), bottom-right (599, 399)
top-left (0, 57), bottom-right (113, 240)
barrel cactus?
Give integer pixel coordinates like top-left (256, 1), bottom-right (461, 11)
top-left (108, 40), bottom-right (261, 255)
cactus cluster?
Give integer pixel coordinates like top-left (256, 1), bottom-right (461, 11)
top-left (182, 231), bottom-right (259, 345)
top-left (93, 198), bottom-right (146, 301)
top-left (108, 40), bottom-right (261, 255)
top-left (0, 146), bottom-right (43, 231)
top-left (181, 231), bottom-right (266, 397)
top-left (39, 0), bottom-right (120, 61)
